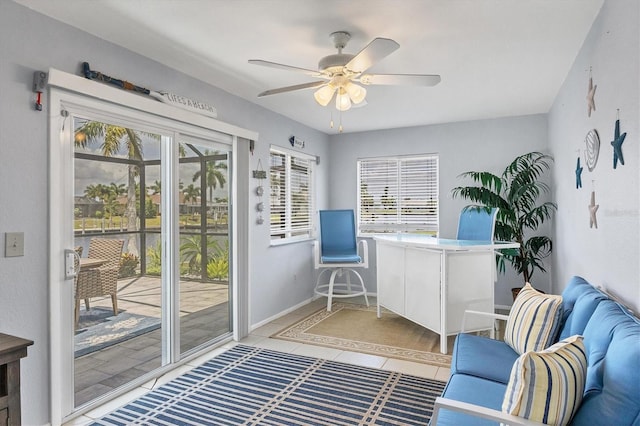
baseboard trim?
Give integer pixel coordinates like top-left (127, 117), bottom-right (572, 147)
top-left (250, 297), bottom-right (315, 331)
top-left (251, 292), bottom-right (379, 332)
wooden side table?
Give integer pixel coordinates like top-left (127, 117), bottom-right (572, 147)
top-left (0, 333), bottom-right (33, 426)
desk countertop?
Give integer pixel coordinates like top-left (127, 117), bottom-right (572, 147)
top-left (373, 234), bottom-right (519, 251)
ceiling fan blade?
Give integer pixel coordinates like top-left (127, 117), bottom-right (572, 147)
top-left (345, 38), bottom-right (400, 74)
top-left (359, 73), bottom-right (441, 86)
top-left (248, 59), bottom-right (322, 77)
top-left (257, 81), bottom-right (326, 97)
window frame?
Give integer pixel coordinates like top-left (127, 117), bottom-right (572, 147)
top-left (357, 154), bottom-right (439, 236)
top-left (269, 145), bottom-right (316, 245)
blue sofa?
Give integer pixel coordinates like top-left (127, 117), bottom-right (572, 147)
top-left (432, 276), bottom-right (640, 426)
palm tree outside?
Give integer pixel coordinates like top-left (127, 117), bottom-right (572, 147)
top-left (150, 180), bottom-right (162, 195)
top-left (183, 184), bottom-right (200, 204)
top-left (83, 182), bottom-right (125, 217)
top-left (75, 121), bottom-right (159, 255)
top-left (191, 150), bottom-right (227, 202)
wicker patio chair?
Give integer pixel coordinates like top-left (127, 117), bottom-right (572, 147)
top-left (75, 239), bottom-right (124, 325)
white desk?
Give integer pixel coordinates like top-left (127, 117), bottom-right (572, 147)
top-left (374, 235), bottom-right (519, 354)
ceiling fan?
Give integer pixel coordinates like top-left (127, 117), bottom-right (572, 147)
top-left (249, 31), bottom-right (441, 112)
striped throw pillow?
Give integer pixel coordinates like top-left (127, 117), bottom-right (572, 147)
top-left (502, 335), bottom-right (587, 426)
top-left (504, 283), bottom-right (563, 354)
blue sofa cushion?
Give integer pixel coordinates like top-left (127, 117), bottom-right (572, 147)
top-left (436, 373), bottom-right (506, 426)
top-left (571, 300), bottom-right (640, 426)
top-left (558, 276), bottom-right (608, 340)
top-left (451, 333), bottom-right (519, 384)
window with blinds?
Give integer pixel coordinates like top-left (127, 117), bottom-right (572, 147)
top-left (270, 146), bottom-right (314, 242)
top-left (357, 155), bottom-right (439, 235)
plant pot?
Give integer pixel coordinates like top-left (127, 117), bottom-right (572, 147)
top-left (511, 287), bottom-right (521, 301)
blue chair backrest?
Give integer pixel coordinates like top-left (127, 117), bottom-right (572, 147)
top-left (456, 207), bottom-right (498, 241)
top-left (320, 210), bottom-right (357, 256)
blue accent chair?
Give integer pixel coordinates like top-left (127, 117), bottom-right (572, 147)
top-left (456, 207), bottom-right (499, 241)
top-left (313, 210), bottom-right (369, 312)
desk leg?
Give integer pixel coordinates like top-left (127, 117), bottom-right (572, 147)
top-left (440, 251), bottom-right (448, 354)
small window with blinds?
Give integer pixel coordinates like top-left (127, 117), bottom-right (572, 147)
top-left (270, 146), bottom-right (314, 243)
top-left (357, 155), bottom-right (439, 235)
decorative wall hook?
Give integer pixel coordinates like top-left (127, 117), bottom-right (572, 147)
top-left (253, 159), bottom-right (266, 225)
top-left (33, 71), bottom-right (47, 111)
top-left (252, 159), bottom-right (266, 179)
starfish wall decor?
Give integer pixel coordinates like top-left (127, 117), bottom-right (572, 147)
top-left (575, 157), bottom-right (583, 189)
top-left (589, 190), bottom-right (599, 229)
top-left (586, 74), bottom-right (597, 117)
top-left (611, 118), bottom-right (627, 169)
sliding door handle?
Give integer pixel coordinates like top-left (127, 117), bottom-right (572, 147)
top-left (64, 249), bottom-right (80, 279)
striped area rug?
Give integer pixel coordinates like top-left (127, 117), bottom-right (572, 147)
top-left (91, 344), bottom-right (446, 425)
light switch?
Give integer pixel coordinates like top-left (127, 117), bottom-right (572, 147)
top-left (5, 232), bottom-right (24, 257)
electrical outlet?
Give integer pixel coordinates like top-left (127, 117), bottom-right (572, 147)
top-left (5, 232), bottom-right (24, 257)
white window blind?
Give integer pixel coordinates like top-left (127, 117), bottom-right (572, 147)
top-left (270, 146), bottom-right (314, 242)
top-left (357, 155), bottom-right (438, 234)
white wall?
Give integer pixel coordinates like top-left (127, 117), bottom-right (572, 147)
top-left (328, 114), bottom-right (550, 306)
top-left (0, 2), bottom-right (328, 424)
top-left (548, 0), bottom-right (639, 311)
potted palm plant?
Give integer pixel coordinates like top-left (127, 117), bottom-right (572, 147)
top-left (451, 152), bottom-right (557, 296)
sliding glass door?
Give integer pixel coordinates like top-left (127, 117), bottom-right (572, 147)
top-left (62, 106), bottom-right (233, 413)
top-left (177, 136), bottom-right (232, 355)
top-left (72, 116), bottom-right (166, 407)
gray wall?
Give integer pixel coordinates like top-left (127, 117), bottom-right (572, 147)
top-left (0, 2), bottom-right (328, 424)
top-left (327, 114), bottom-right (551, 306)
top-left (548, 0), bottom-right (639, 310)
top-left (1, 1), bottom-right (638, 425)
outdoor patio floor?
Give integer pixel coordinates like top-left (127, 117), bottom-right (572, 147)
top-left (74, 275), bottom-right (230, 407)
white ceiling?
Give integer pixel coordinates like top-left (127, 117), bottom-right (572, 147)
top-left (14, 0), bottom-right (603, 134)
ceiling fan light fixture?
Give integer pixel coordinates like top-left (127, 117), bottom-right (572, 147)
top-left (313, 84), bottom-right (336, 106)
top-left (359, 74), bottom-right (373, 85)
top-left (345, 81), bottom-right (367, 104)
top-left (335, 87), bottom-right (351, 111)
top-left (250, 31), bottom-right (442, 121)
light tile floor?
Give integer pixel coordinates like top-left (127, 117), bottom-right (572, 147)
top-left (65, 296), bottom-right (451, 425)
